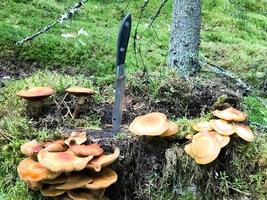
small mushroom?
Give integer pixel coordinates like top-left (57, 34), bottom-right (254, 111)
top-left (20, 140), bottom-right (44, 157)
top-left (65, 86), bottom-right (95, 119)
top-left (192, 121), bottom-right (213, 132)
top-left (69, 142), bottom-right (104, 157)
top-left (188, 133), bottom-right (221, 165)
top-left (184, 143), bottom-right (194, 159)
top-left (193, 131), bottom-right (230, 148)
top-left (65, 131), bottom-right (87, 146)
top-left (85, 168), bottom-right (118, 190)
top-left (209, 119), bottom-right (235, 136)
top-left (160, 121), bottom-right (178, 137)
top-left (185, 134), bottom-right (193, 140)
top-left (16, 86), bottom-right (54, 114)
top-left (17, 158), bottom-right (60, 183)
top-left (234, 123), bottom-right (255, 142)
top-left (40, 185), bottom-right (65, 197)
top-left (213, 107), bottom-right (247, 122)
top-left (38, 149), bottom-right (93, 172)
top-left (129, 112), bottom-right (170, 136)
top-left (56, 172), bottom-right (93, 190)
top-left (44, 140), bottom-right (68, 152)
top-left (86, 148), bottom-right (120, 172)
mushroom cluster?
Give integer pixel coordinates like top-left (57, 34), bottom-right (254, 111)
top-left (184, 107), bottom-right (255, 165)
top-left (17, 131), bottom-right (119, 199)
top-left (129, 112), bottom-right (178, 137)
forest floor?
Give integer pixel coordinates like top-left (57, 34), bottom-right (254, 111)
top-left (0, 0), bottom-right (266, 200)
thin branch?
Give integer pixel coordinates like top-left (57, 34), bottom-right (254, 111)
top-left (16, 0), bottom-right (88, 45)
top-left (200, 57), bottom-right (251, 91)
top-left (249, 121), bottom-right (267, 130)
top-left (145, 0), bottom-right (169, 31)
top-left (133, 0), bottom-right (149, 67)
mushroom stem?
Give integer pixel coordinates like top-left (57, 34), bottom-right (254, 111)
top-left (73, 96), bottom-right (85, 119)
top-left (27, 101), bottom-right (43, 116)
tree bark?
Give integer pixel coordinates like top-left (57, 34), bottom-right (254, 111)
top-left (169, 0), bottom-right (201, 76)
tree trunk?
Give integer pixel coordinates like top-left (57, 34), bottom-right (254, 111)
top-left (169, 0), bottom-right (201, 76)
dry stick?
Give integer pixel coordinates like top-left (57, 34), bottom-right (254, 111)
top-left (144, 0), bottom-right (169, 32)
top-left (133, 0), bottom-right (149, 68)
top-left (249, 121), bottom-right (267, 130)
top-left (16, 0), bottom-right (88, 45)
top-left (199, 58), bottom-right (251, 91)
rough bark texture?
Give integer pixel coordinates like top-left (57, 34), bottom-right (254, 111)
top-left (169, 0), bottom-right (201, 76)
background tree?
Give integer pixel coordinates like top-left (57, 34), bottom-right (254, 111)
top-left (169, 0), bottom-right (202, 76)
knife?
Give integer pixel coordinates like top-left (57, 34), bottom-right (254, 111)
top-left (112, 13), bottom-right (132, 134)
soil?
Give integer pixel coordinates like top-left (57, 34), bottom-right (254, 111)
top-left (1, 59), bottom-right (254, 200)
top-left (0, 58), bottom-right (92, 80)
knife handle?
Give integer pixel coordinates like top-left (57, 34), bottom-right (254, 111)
top-left (116, 14), bottom-right (132, 66)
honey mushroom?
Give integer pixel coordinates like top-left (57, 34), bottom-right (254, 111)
top-left (86, 148), bottom-right (120, 172)
top-left (17, 157), bottom-right (60, 190)
top-left (20, 140), bottom-right (44, 157)
top-left (16, 86), bottom-right (55, 114)
top-left (18, 131), bottom-right (120, 200)
top-left (37, 149), bottom-right (93, 173)
top-left (160, 121), bottom-right (179, 137)
top-left (65, 86), bottom-right (95, 119)
top-left (129, 112), bottom-right (170, 136)
top-left (65, 131), bottom-right (88, 146)
top-left (185, 107), bottom-right (255, 165)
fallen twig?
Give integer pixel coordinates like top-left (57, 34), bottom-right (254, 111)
top-left (133, 0), bottom-right (149, 67)
top-left (16, 0), bottom-right (88, 45)
top-left (145, 0), bottom-right (169, 31)
top-left (249, 121), bottom-right (267, 130)
top-left (200, 58), bottom-right (251, 91)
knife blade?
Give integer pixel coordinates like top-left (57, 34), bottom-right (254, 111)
top-left (112, 13), bottom-right (132, 134)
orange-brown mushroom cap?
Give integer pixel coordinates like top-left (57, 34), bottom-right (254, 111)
top-left (234, 123), bottom-right (255, 142)
top-left (160, 121), bottom-right (178, 137)
top-left (20, 140), bottom-right (43, 157)
top-left (42, 174), bottom-right (67, 185)
top-left (40, 185), bottom-right (65, 197)
top-left (56, 172), bottom-right (93, 190)
top-left (44, 140), bottom-right (67, 152)
top-left (68, 189), bottom-right (99, 200)
top-left (16, 87), bottom-right (54, 101)
top-left (65, 131), bottom-right (87, 146)
top-left (66, 86), bottom-right (95, 97)
top-left (17, 157), bottom-right (60, 183)
top-left (184, 143), bottom-right (194, 159)
top-left (37, 149), bottom-right (93, 172)
top-left (86, 148), bottom-right (120, 172)
top-left (191, 133), bottom-right (221, 165)
top-left (192, 121), bottom-right (213, 132)
top-left (209, 119), bottom-right (235, 136)
top-left (69, 143), bottom-right (104, 157)
top-left (85, 168), bottom-right (118, 190)
top-left (193, 131), bottom-right (230, 148)
top-left (213, 107), bottom-right (247, 122)
top-left (129, 112), bottom-right (170, 136)
top-left (27, 180), bottom-right (43, 191)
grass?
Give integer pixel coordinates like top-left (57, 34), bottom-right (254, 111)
top-left (0, 0), bottom-right (266, 199)
top-left (0, 0), bottom-right (266, 84)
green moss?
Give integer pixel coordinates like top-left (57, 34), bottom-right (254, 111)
top-left (243, 96), bottom-right (267, 125)
top-left (0, 0), bottom-right (266, 84)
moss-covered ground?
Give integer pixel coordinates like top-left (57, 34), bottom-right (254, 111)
top-left (0, 0), bottom-right (266, 199)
